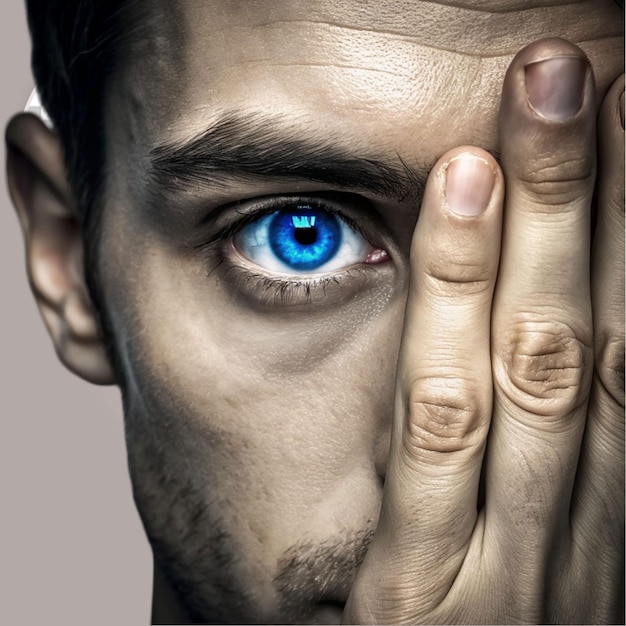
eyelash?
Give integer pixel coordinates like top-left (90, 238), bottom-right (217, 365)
top-left (207, 195), bottom-right (369, 242)
top-left (220, 264), bottom-right (365, 307)
top-left (196, 194), bottom-right (386, 306)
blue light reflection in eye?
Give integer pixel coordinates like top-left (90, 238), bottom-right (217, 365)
top-left (291, 215), bottom-right (316, 228)
top-left (234, 205), bottom-right (372, 275)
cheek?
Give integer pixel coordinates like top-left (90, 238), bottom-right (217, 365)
top-left (103, 233), bottom-right (406, 564)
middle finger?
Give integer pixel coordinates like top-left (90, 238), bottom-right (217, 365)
top-left (487, 39), bottom-right (596, 573)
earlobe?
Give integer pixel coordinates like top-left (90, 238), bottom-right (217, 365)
top-left (6, 112), bottom-right (116, 385)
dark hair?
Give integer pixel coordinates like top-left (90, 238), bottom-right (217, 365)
top-left (27, 1), bottom-right (145, 234)
top-left (25, 0), bottom-right (148, 375)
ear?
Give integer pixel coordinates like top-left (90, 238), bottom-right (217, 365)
top-left (6, 113), bottom-right (115, 385)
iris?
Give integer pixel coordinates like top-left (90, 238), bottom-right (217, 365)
top-left (234, 200), bottom-right (373, 276)
top-left (269, 208), bottom-right (341, 271)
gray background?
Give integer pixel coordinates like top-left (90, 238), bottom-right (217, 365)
top-left (1, 3), bottom-right (151, 623)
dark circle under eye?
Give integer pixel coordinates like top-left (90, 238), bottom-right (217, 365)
top-left (268, 207), bottom-right (342, 271)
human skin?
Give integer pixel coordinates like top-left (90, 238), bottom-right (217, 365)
top-left (5, 0), bottom-right (624, 624)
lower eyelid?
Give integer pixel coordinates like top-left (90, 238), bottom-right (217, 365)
top-left (218, 256), bottom-right (383, 309)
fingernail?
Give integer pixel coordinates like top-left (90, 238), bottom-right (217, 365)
top-left (619, 90), bottom-right (624, 130)
top-left (525, 56), bottom-right (588, 121)
top-left (445, 154), bottom-right (495, 217)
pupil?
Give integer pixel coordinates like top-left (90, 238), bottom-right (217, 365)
top-left (294, 227), bottom-right (318, 245)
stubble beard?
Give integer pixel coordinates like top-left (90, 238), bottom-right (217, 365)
top-left (124, 410), bottom-right (375, 624)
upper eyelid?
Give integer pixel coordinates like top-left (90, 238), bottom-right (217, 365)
top-left (194, 192), bottom-right (382, 251)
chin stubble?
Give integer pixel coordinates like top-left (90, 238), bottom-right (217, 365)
top-left (273, 528), bottom-right (375, 623)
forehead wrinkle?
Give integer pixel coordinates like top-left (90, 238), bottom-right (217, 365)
top-left (105, 0), bottom-right (621, 211)
top-left (409, 0), bottom-right (588, 10)
top-left (110, 0), bottom-right (623, 130)
top-left (185, 0), bottom-right (623, 60)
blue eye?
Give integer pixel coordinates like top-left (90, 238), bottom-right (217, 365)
top-left (234, 203), bottom-right (374, 275)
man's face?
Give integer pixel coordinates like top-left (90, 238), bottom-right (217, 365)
top-left (95, 1), bottom-right (622, 622)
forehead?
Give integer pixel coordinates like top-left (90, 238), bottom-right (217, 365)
top-left (109, 0), bottom-right (622, 168)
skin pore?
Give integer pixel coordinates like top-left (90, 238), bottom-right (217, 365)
top-left (7, 0), bottom-right (623, 624)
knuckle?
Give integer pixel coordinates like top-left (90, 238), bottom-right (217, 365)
top-left (424, 260), bottom-right (493, 297)
top-left (495, 318), bottom-right (593, 418)
top-left (516, 154), bottom-right (595, 207)
top-left (404, 377), bottom-right (487, 455)
top-left (596, 337), bottom-right (625, 407)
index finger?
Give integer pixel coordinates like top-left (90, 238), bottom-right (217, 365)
top-left (344, 147), bottom-right (503, 622)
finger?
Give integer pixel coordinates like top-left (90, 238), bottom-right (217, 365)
top-left (487, 39), bottom-right (596, 567)
top-left (568, 74), bottom-right (624, 623)
top-left (345, 148), bottom-right (503, 622)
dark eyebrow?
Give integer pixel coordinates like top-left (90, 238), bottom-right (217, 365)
top-left (147, 111), bottom-right (428, 205)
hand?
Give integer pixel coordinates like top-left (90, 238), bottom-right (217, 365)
top-left (343, 39), bottom-right (624, 624)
